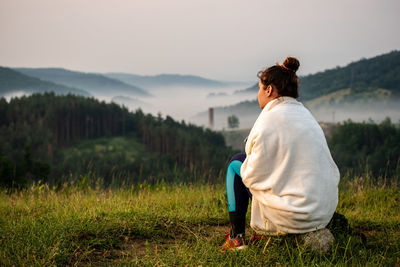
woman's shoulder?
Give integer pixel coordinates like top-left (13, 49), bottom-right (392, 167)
top-left (258, 101), bottom-right (318, 134)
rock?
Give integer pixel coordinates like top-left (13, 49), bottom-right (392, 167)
top-left (300, 228), bottom-right (335, 254)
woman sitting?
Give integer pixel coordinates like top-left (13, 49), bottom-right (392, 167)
top-left (222, 57), bottom-right (340, 251)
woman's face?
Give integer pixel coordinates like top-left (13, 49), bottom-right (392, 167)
top-left (258, 80), bottom-right (268, 109)
top-left (258, 80), bottom-right (278, 109)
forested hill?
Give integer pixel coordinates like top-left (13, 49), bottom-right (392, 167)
top-left (15, 68), bottom-right (150, 97)
top-left (0, 93), bottom-right (232, 188)
top-left (235, 50), bottom-right (400, 101)
top-left (0, 67), bottom-right (90, 97)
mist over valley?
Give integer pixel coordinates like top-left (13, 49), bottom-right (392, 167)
top-left (1, 50), bottom-right (400, 130)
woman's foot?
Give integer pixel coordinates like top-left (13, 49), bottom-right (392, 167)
top-left (221, 232), bottom-right (247, 251)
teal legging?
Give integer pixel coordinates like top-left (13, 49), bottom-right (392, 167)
top-left (226, 153), bottom-right (252, 236)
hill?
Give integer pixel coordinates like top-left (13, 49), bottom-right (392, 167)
top-left (105, 73), bottom-right (231, 89)
top-left (0, 67), bottom-right (90, 97)
top-left (235, 50), bottom-right (400, 101)
top-left (202, 51), bottom-right (400, 127)
top-left (299, 50), bottom-right (400, 101)
top-left (15, 68), bottom-right (150, 97)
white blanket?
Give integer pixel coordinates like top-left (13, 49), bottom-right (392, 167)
top-left (241, 96), bottom-right (340, 234)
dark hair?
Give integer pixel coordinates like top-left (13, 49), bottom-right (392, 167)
top-left (257, 57), bottom-right (300, 98)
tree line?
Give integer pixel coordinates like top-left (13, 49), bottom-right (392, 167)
top-left (0, 93), bottom-right (233, 188)
top-left (328, 118), bottom-right (400, 179)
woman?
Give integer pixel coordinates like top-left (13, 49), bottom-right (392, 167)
top-left (221, 57), bottom-right (340, 251)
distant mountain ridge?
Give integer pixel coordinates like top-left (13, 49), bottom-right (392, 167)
top-left (105, 72), bottom-right (238, 89)
top-left (0, 67), bottom-right (90, 97)
top-left (15, 68), bottom-right (150, 97)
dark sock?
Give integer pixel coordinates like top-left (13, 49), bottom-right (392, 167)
top-left (229, 211), bottom-right (246, 237)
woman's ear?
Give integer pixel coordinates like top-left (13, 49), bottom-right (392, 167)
top-left (266, 85), bottom-right (273, 97)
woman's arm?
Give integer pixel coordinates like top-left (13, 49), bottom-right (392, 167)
top-left (241, 131), bottom-right (276, 190)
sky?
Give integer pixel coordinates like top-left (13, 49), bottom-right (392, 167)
top-left (1, 0), bottom-right (399, 81)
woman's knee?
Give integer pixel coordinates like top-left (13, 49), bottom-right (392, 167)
top-left (229, 153), bottom-right (246, 164)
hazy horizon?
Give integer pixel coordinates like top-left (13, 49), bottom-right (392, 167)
top-left (3, 48), bottom-right (399, 84)
top-left (1, 0), bottom-right (400, 81)
top-left (2, 0), bottom-right (400, 128)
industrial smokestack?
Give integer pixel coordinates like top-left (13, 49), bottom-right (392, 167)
top-left (208, 107), bottom-right (214, 129)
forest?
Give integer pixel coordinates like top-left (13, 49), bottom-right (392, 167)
top-left (0, 93), bottom-right (232, 188)
top-left (1, 93), bottom-right (399, 189)
top-left (328, 118), bottom-right (400, 179)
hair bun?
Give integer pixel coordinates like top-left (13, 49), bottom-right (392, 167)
top-left (282, 57), bottom-right (300, 73)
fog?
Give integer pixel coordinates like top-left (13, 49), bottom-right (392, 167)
top-left (106, 84), bottom-right (255, 122)
top-left (3, 91), bottom-right (31, 101)
top-left (4, 87), bottom-right (399, 130)
top-left (307, 103), bottom-right (400, 125)
top-left (189, 98), bottom-right (400, 130)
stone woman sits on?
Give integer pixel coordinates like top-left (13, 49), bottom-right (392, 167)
top-left (221, 57), bottom-right (340, 251)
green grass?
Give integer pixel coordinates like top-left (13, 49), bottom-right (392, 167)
top-left (0, 177), bottom-right (399, 266)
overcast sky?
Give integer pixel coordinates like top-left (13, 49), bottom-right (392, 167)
top-left (1, 0), bottom-right (399, 81)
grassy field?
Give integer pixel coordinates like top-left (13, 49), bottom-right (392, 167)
top-left (0, 176), bottom-right (399, 266)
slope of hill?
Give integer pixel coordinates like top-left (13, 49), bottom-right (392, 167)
top-left (105, 73), bottom-right (227, 89)
top-left (234, 50), bottom-right (400, 101)
top-left (0, 67), bottom-right (90, 97)
top-left (299, 50), bottom-right (400, 101)
top-left (304, 87), bottom-right (394, 109)
top-left (15, 68), bottom-right (150, 97)
top-left (202, 51), bottom-right (400, 127)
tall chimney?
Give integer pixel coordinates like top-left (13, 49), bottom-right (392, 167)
top-left (208, 107), bottom-right (214, 129)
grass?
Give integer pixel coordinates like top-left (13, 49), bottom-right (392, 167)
top-left (0, 177), bottom-right (399, 266)
top-left (304, 88), bottom-right (393, 109)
